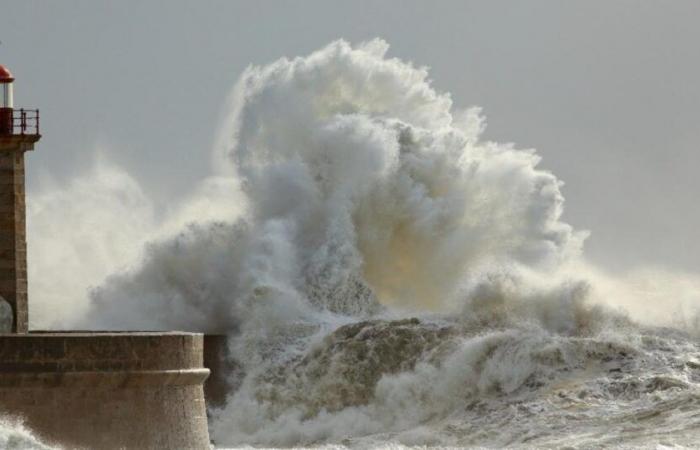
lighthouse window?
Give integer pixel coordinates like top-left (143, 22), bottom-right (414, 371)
top-left (1, 84), bottom-right (12, 108)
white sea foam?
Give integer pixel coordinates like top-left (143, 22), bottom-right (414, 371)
top-left (0, 418), bottom-right (55, 450)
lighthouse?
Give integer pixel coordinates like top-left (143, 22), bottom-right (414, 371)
top-left (0, 64), bottom-right (40, 333)
top-left (0, 64), bottom-right (213, 449)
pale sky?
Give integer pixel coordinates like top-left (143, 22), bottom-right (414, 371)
top-left (2, 0), bottom-right (699, 274)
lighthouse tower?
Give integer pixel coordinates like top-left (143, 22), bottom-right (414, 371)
top-left (0, 65), bottom-right (40, 333)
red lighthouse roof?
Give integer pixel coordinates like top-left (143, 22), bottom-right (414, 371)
top-left (0, 65), bottom-right (14, 83)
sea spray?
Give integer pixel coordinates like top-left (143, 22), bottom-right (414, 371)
top-left (80, 39), bottom-right (586, 328)
top-left (0, 418), bottom-right (55, 450)
top-left (25, 40), bottom-right (700, 448)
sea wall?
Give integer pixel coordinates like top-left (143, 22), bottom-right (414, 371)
top-left (0, 332), bottom-right (210, 449)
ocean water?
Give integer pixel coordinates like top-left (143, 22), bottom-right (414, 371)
top-left (212, 316), bottom-right (700, 449)
top-left (19, 40), bottom-right (700, 448)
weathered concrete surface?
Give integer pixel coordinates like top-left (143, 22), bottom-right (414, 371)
top-left (0, 332), bottom-right (211, 449)
top-left (0, 134), bottom-right (39, 333)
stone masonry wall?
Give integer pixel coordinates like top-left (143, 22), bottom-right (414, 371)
top-left (0, 332), bottom-right (211, 450)
top-left (0, 143), bottom-right (28, 332)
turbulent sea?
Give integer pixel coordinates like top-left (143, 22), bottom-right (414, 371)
top-left (14, 40), bottom-right (700, 449)
top-left (209, 316), bottom-right (700, 449)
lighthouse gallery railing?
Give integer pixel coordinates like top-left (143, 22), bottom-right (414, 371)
top-left (11, 109), bottom-right (40, 135)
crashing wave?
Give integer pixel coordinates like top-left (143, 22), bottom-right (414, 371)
top-left (25, 39), bottom-right (700, 448)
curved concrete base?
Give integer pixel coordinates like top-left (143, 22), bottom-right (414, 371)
top-left (0, 332), bottom-right (210, 450)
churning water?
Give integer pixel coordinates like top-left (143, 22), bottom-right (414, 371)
top-left (21, 40), bottom-right (700, 449)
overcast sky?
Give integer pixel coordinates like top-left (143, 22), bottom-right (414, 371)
top-left (1, 0), bottom-right (699, 275)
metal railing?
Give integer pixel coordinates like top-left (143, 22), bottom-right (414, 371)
top-left (11, 109), bottom-right (40, 135)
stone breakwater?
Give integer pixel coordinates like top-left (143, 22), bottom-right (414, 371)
top-left (0, 332), bottom-right (210, 450)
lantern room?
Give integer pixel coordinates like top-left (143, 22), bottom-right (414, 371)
top-left (0, 65), bottom-right (13, 135)
top-left (0, 65), bottom-right (13, 109)
top-left (0, 65), bottom-right (39, 136)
